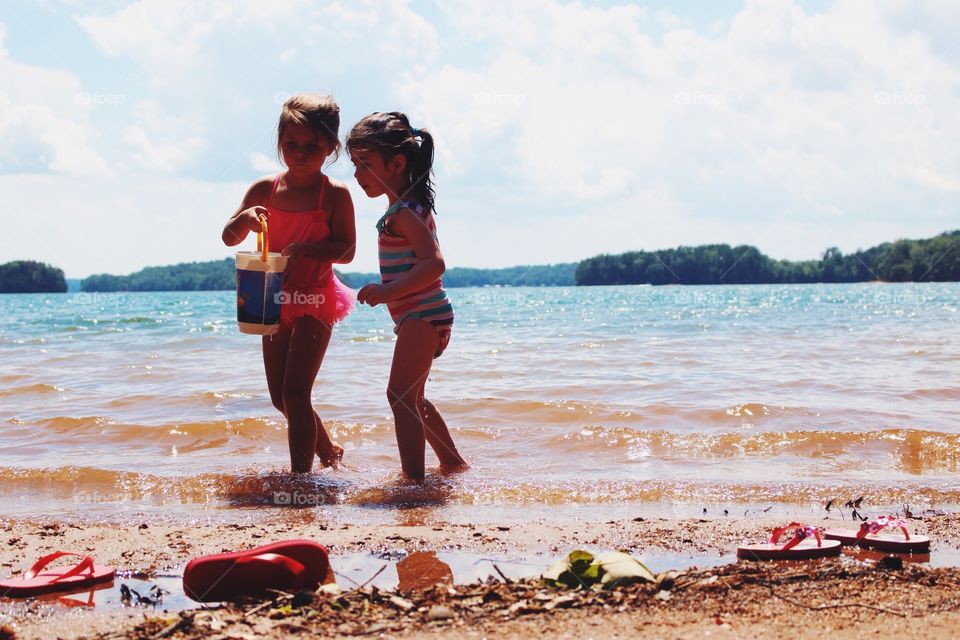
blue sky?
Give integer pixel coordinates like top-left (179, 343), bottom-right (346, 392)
top-left (1, 0), bottom-right (957, 278)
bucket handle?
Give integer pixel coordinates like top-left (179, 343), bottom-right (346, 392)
top-left (254, 214), bottom-right (269, 262)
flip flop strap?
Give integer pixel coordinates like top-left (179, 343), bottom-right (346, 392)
top-left (237, 553), bottom-right (308, 588)
top-left (857, 516), bottom-right (910, 540)
top-left (25, 551), bottom-right (94, 582)
top-left (771, 523), bottom-right (822, 549)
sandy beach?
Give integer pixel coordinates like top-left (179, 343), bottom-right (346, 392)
top-left (1, 512), bottom-right (958, 639)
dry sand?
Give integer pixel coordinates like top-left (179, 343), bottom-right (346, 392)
top-left (0, 512), bottom-right (957, 639)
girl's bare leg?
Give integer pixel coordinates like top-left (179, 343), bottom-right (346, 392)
top-left (421, 397), bottom-right (468, 471)
top-left (262, 326), bottom-right (292, 417)
top-left (388, 320), bottom-right (467, 481)
top-left (282, 316), bottom-right (333, 473)
top-left (387, 320), bottom-right (437, 482)
top-left (264, 323), bottom-right (341, 469)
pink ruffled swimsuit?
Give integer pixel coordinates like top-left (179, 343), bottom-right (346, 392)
top-left (266, 173), bottom-right (355, 327)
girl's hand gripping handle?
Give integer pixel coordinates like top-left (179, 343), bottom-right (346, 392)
top-left (255, 214), bottom-right (269, 262)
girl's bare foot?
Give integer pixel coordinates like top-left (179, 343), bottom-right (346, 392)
top-left (317, 443), bottom-right (344, 468)
top-left (439, 460), bottom-right (469, 474)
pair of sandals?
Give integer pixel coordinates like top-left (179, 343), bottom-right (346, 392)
top-left (737, 516), bottom-right (931, 560)
top-left (0, 540), bottom-right (329, 602)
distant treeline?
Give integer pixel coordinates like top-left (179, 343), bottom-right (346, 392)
top-left (79, 259), bottom-right (577, 292)
top-left (0, 261), bottom-right (67, 293)
top-left (7, 230), bottom-right (957, 294)
top-left (576, 230), bottom-right (960, 286)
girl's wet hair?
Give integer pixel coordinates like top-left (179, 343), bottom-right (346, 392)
top-left (276, 93), bottom-right (341, 162)
top-left (346, 111), bottom-right (436, 213)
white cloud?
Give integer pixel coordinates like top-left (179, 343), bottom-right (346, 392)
top-left (0, 173), bottom-right (246, 277)
top-left (123, 125), bottom-right (204, 172)
top-left (0, 21), bottom-right (111, 177)
top-left (249, 151), bottom-right (282, 174)
top-left (4, 0), bottom-right (958, 278)
top-left (400, 0), bottom-right (960, 260)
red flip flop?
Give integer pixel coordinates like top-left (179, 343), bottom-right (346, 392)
top-left (824, 515), bottom-right (930, 553)
top-left (183, 539), bottom-right (329, 602)
top-left (737, 523), bottom-right (842, 561)
top-left (0, 551), bottom-right (115, 598)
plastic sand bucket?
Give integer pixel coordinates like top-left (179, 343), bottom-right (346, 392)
top-left (236, 216), bottom-right (288, 335)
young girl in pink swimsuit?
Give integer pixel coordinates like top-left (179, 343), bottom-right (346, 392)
top-left (347, 111), bottom-right (467, 483)
top-left (222, 94), bottom-right (355, 474)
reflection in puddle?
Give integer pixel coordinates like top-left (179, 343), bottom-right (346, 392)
top-left (1, 574), bottom-right (193, 612)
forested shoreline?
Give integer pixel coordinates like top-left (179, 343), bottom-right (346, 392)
top-left (1, 231), bottom-right (956, 292)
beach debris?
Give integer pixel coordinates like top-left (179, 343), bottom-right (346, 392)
top-left (193, 612), bottom-right (224, 632)
top-left (878, 556), bottom-right (904, 571)
top-left (0, 623), bottom-right (15, 640)
top-left (389, 595), bottom-right (415, 612)
top-left (150, 613), bottom-right (192, 639)
top-left (655, 570), bottom-right (680, 592)
top-left (542, 550), bottom-right (654, 589)
top-left (427, 605), bottom-right (454, 621)
top-left (844, 496), bottom-right (864, 510)
top-left (86, 557), bottom-right (960, 639)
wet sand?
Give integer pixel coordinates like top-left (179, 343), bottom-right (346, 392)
top-left (1, 512), bottom-right (958, 639)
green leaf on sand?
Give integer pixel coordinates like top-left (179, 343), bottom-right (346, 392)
top-left (593, 551), bottom-right (655, 588)
top-left (541, 550), bottom-right (653, 589)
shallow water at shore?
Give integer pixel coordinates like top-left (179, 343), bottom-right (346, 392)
top-left (0, 283), bottom-right (957, 523)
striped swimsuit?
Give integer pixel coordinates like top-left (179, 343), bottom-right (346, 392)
top-left (377, 200), bottom-right (454, 358)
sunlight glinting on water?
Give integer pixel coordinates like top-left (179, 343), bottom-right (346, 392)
top-left (0, 283), bottom-right (957, 521)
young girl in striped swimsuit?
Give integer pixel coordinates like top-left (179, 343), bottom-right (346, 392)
top-left (346, 112), bottom-right (468, 483)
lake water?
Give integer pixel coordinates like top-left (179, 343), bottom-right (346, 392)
top-left (0, 283), bottom-right (957, 525)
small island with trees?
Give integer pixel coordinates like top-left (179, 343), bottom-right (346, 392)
top-left (0, 261), bottom-right (67, 293)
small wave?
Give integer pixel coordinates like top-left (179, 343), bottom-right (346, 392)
top-left (16, 416), bottom-right (282, 443)
top-left (547, 427), bottom-right (960, 471)
top-left (0, 383), bottom-right (62, 397)
top-left (1, 466), bottom-right (955, 510)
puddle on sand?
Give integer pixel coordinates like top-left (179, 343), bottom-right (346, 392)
top-left (0, 574), bottom-right (192, 615)
top-left (2, 545), bottom-right (955, 615)
top-left (333, 549), bottom-right (734, 591)
top-left (0, 549), bottom-right (731, 614)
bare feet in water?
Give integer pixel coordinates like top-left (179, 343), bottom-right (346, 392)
top-left (317, 443), bottom-right (344, 468)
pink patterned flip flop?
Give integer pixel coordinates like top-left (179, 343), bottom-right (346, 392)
top-left (737, 522), bottom-right (842, 561)
top-left (824, 515), bottom-right (930, 553)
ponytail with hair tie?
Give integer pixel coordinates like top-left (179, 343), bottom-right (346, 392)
top-left (346, 111), bottom-right (437, 213)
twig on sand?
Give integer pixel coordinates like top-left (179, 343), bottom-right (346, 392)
top-left (244, 594), bottom-right (291, 619)
top-left (770, 587), bottom-right (907, 617)
top-left (492, 563), bottom-right (511, 584)
top-left (151, 613), bottom-right (193, 639)
top-left (355, 563), bottom-right (389, 591)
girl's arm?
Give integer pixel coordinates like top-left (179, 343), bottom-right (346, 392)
top-left (360, 209), bottom-right (445, 305)
top-left (222, 178), bottom-right (273, 247)
top-left (282, 182), bottom-right (356, 264)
